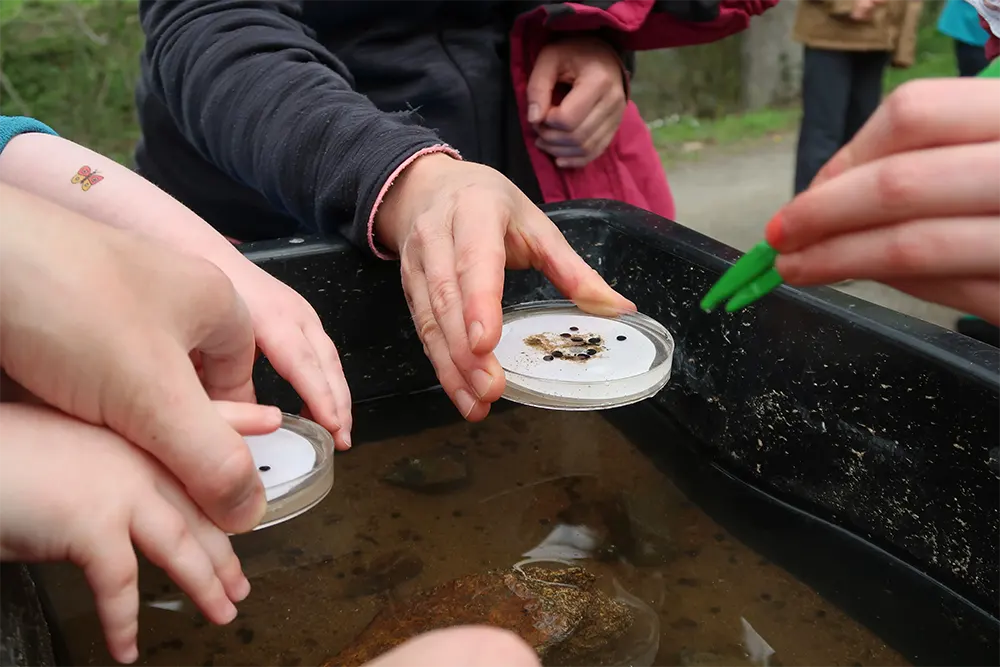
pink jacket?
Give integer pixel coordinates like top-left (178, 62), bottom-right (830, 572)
top-left (510, 0), bottom-right (779, 220)
top-left (981, 16), bottom-right (999, 60)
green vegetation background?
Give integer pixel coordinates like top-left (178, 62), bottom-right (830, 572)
top-left (1, 0), bottom-right (143, 164)
top-left (0, 0), bottom-right (956, 164)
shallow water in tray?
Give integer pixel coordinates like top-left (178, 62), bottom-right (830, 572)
top-left (36, 394), bottom-right (907, 666)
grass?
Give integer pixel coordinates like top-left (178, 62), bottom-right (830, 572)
top-left (652, 21), bottom-right (959, 158)
top-left (650, 107), bottom-right (801, 155)
top-left (0, 0), bottom-right (143, 164)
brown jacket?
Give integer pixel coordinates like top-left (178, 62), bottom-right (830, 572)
top-left (793, 0), bottom-right (923, 67)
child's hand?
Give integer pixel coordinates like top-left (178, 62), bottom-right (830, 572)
top-left (0, 186), bottom-right (267, 534)
top-left (527, 36), bottom-right (627, 169)
top-left (224, 261), bottom-right (353, 449)
top-left (768, 79), bottom-right (1000, 324)
top-left (0, 401), bottom-right (279, 664)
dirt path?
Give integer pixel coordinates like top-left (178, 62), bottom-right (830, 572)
top-left (663, 136), bottom-right (960, 330)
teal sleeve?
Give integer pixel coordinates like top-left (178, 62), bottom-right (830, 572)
top-left (0, 116), bottom-right (58, 155)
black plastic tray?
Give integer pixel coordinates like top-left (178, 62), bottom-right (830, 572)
top-left (7, 200), bottom-right (994, 667)
top-left (242, 200), bottom-right (999, 664)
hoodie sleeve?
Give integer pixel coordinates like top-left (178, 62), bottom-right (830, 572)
top-left (138, 0), bottom-right (455, 252)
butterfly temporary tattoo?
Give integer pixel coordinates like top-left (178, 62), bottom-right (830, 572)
top-left (71, 165), bottom-right (104, 192)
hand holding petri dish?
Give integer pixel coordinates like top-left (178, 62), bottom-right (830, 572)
top-left (240, 413), bottom-right (335, 531)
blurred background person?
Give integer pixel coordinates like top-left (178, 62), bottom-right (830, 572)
top-left (937, 0), bottom-right (990, 76)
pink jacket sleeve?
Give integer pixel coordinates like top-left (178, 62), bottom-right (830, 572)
top-left (517, 0), bottom-right (779, 51)
top-left (981, 16), bottom-right (999, 62)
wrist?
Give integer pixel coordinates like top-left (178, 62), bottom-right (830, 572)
top-left (372, 149), bottom-right (460, 254)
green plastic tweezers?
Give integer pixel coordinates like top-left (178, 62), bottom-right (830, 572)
top-left (701, 57), bottom-right (1000, 315)
top-left (700, 240), bottom-right (783, 313)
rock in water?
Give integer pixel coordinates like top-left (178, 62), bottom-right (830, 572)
top-left (380, 448), bottom-right (469, 493)
top-left (324, 566), bottom-right (635, 667)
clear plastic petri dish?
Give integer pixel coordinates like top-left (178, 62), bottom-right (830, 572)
top-left (495, 300), bottom-right (675, 411)
top-left (241, 413), bottom-right (335, 531)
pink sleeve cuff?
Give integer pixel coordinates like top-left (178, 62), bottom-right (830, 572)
top-left (366, 144), bottom-right (463, 259)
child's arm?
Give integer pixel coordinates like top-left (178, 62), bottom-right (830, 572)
top-left (0, 129), bottom-right (248, 275)
top-left (0, 124), bottom-right (352, 449)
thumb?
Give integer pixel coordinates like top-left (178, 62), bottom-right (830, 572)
top-left (213, 400), bottom-right (282, 436)
top-left (526, 49), bottom-right (560, 125)
top-left (104, 347), bottom-right (267, 534)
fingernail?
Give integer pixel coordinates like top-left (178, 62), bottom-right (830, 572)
top-left (233, 575), bottom-right (251, 602)
top-left (454, 389), bottom-right (477, 418)
top-left (764, 211), bottom-right (785, 249)
top-left (468, 320), bottom-right (484, 350)
top-left (122, 644), bottom-right (139, 664)
top-left (470, 369), bottom-right (495, 399)
top-left (574, 299), bottom-right (636, 318)
top-left (220, 600), bottom-right (238, 624)
top-left (556, 158), bottom-right (567, 168)
top-left (528, 103), bottom-right (541, 123)
top-left (342, 434), bottom-right (352, 449)
top-left (613, 297), bottom-right (638, 314)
